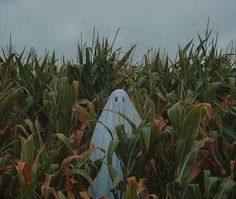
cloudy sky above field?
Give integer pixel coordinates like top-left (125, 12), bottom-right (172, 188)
top-left (0, 0), bottom-right (235, 59)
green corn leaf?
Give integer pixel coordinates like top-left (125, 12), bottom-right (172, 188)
top-left (38, 147), bottom-right (61, 179)
top-left (168, 102), bottom-right (182, 138)
top-left (183, 40), bottom-right (193, 53)
top-left (115, 124), bottom-right (128, 142)
top-left (175, 104), bottom-right (205, 179)
top-left (119, 45), bottom-right (136, 65)
top-left (206, 82), bottom-right (222, 101)
top-left (21, 134), bottom-right (34, 166)
top-left (214, 178), bottom-right (235, 199)
top-left (203, 170), bottom-right (219, 199)
top-left (107, 139), bottom-right (120, 165)
top-left (70, 168), bottom-right (93, 185)
top-left (77, 45), bottom-right (83, 65)
top-left (85, 47), bottom-right (91, 66)
top-left (24, 119), bottom-right (34, 133)
top-left (0, 89), bottom-right (18, 128)
top-left (143, 99), bottom-right (156, 123)
top-left (107, 163), bottom-right (118, 184)
top-left (166, 181), bottom-right (182, 199)
top-left (140, 127), bottom-right (151, 153)
top-left (126, 136), bottom-right (139, 174)
top-left (185, 184), bottom-right (203, 199)
top-left (55, 133), bottom-right (72, 152)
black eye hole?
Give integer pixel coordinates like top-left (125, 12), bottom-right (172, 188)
top-left (115, 97), bottom-right (118, 102)
top-left (123, 97), bottom-right (124, 102)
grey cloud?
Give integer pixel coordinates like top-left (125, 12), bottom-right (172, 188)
top-left (0, 0), bottom-right (236, 59)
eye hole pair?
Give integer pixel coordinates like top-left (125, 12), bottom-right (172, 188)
top-left (115, 97), bottom-right (125, 102)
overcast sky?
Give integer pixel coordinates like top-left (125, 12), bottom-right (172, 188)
top-left (0, 0), bottom-right (236, 60)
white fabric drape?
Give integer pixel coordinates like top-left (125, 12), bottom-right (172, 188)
top-left (90, 89), bottom-right (142, 198)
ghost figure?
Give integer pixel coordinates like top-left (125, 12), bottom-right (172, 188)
top-left (90, 89), bottom-right (142, 198)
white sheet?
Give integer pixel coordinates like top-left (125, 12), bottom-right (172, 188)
top-left (90, 89), bottom-right (142, 198)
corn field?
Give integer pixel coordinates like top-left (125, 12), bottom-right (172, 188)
top-left (1, 30), bottom-right (236, 199)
